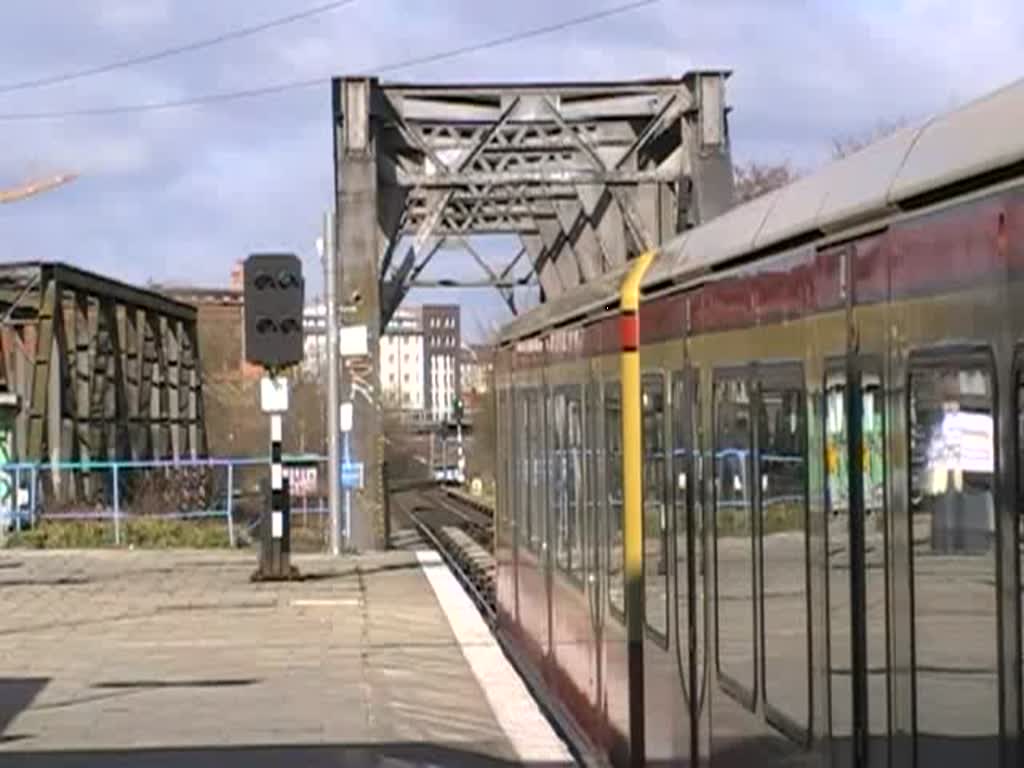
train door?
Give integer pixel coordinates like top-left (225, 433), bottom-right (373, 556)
top-left (756, 364), bottom-right (811, 744)
top-left (825, 359), bottom-right (889, 767)
top-left (585, 376), bottom-right (605, 694)
top-left (672, 368), bottom-right (704, 763)
top-left (905, 351), bottom-right (999, 766)
top-left (522, 388), bottom-right (550, 659)
top-left (711, 363), bottom-right (812, 759)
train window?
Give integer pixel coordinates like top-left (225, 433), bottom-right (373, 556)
top-left (529, 392), bottom-right (544, 553)
top-left (672, 370), bottom-right (703, 708)
top-left (519, 390), bottom-right (532, 551)
top-left (567, 391), bottom-right (584, 584)
top-left (606, 381), bottom-right (624, 618)
top-left (825, 365), bottom-right (889, 763)
top-left (585, 380), bottom-right (602, 592)
top-left (714, 373), bottom-right (756, 705)
top-left (500, 386), bottom-right (509, 535)
top-left (552, 391), bottom-right (569, 574)
top-left (509, 393), bottom-right (520, 548)
top-left (642, 373), bottom-right (669, 640)
top-left (758, 371), bottom-right (809, 737)
top-left (908, 357), bottom-right (998, 766)
top-left (1018, 357), bottom-right (1024, 741)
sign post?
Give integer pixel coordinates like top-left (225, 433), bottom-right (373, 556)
top-left (254, 375), bottom-right (299, 581)
top-left (339, 402), bottom-right (361, 540)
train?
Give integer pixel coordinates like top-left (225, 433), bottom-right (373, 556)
top-left (492, 77), bottom-right (1024, 766)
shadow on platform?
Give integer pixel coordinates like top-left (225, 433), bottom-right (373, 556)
top-left (0, 678), bottom-right (47, 736)
top-left (295, 560), bottom-right (423, 582)
top-left (0, 743), bottom-right (577, 767)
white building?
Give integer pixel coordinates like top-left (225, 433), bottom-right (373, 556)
top-left (428, 352), bottom-right (457, 421)
top-left (380, 307), bottom-right (426, 416)
top-left (300, 302), bottom-right (457, 422)
top-left (422, 305), bottom-right (461, 422)
top-left (380, 335), bottom-right (425, 413)
top-left (301, 302), bottom-right (327, 380)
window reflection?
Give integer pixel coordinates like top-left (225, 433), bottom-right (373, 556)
top-left (909, 362), bottom-right (997, 766)
top-left (642, 374), bottom-right (668, 637)
top-left (552, 393), bottom-right (568, 573)
top-left (672, 372), bottom-right (704, 708)
top-left (606, 383), bottom-right (624, 616)
top-left (585, 381), bottom-right (602, 589)
top-left (529, 393), bottom-right (543, 553)
top-left (825, 369), bottom-right (888, 766)
top-left (714, 376), bottom-right (755, 701)
top-left (567, 394), bottom-right (584, 582)
top-left (760, 382), bottom-right (809, 736)
top-left (516, 392), bottom-right (526, 547)
top-left (1018, 369), bottom-right (1024, 741)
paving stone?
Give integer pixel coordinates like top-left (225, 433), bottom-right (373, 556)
top-left (0, 549), bottom-right (554, 766)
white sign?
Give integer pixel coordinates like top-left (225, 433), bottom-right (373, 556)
top-left (260, 376), bottom-right (289, 414)
top-left (339, 325), bottom-right (368, 357)
top-left (340, 402), bottom-right (353, 433)
top-left (271, 511), bottom-right (283, 539)
top-left (284, 466), bottom-right (318, 497)
top-left (929, 410), bottom-right (994, 474)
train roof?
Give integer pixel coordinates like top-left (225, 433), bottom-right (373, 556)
top-left (500, 76), bottom-right (1024, 345)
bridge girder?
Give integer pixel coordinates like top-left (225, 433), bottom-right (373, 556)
top-left (330, 73), bottom-right (736, 550)
top-left (0, 262), bottom-right (207, 497)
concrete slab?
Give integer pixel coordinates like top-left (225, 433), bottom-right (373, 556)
top-left (0, 550), bottom-right (574, 767)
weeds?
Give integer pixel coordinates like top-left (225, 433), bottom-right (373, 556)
top-left (5, 518), bottom-right (232, 550)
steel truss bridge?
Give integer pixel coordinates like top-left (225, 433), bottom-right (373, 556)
top-left (331, 73), bottom-right (737, 549)
top-left (0, 262), bottom-right (207, 494)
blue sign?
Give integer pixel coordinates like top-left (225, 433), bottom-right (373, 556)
top-left (341, 461), bottom-right (364, 489)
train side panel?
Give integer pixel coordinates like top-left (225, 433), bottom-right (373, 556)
top-left (496, 181), bottom-right (1024, 766)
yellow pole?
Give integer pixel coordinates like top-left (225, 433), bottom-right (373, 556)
top-left (620, 249), bottom-right (655, 767)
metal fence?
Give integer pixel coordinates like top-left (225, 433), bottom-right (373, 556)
top-left (0, 455), bottom-right (330, 548)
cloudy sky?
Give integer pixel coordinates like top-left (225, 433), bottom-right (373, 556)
top-left (0, 0), bottom-right (1021, 338)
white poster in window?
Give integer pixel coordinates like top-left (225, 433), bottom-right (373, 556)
top-left (930, 411), bottom-right (994, 474)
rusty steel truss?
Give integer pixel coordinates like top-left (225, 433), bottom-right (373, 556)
top-left (330, 73), bottom-right (737, 550)
top-left (0, 262), bottom-right (207, 473)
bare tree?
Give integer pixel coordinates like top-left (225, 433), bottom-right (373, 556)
top-left (831, 117), bottom-right (909, 160)
top-left (733, 160), bottom-right (798, 203)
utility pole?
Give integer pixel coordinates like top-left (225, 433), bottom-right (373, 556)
top-left (323, 211), bottom-right (342, 556)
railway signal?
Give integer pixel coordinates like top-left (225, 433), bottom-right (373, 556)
top-left (243, 253), bottom-right (305, 370)
top-left (244, 253), bottom-right (304, 582)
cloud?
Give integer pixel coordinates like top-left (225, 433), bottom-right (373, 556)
top-left (94, 0), bottom-right (172, 30)
top-left (0, 0), bottom-right (1022, 338)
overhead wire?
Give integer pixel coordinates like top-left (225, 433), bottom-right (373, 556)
top-left (0, 0), bottom-right (660, 122)
top-left (0, 0), bottom-right (361, 95)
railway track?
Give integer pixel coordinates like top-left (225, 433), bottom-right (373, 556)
top-left (394, 484), bottom-right (496, 620)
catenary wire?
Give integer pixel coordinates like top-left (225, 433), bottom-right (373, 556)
top-left (0, 0), bottom-right (361, 95)
top-left (0, 0), bottom-right (660, 121)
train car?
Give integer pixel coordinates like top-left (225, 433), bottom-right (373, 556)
top-left (494, 77), bottom-right (1024, 766)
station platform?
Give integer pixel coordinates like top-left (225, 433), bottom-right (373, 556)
top-left (0, 549), bottom-right (574, 767)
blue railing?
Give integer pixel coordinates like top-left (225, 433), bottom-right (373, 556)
top-left (0, 454), bottom-right (329, 547)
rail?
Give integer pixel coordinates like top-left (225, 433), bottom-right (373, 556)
top-left (442, 485), bottom-right (495, 516)
top-left (409, 507), bottom-right (496, 621)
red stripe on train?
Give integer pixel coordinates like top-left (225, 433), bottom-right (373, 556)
top-left (619, 310), bottom-right (638, 351)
